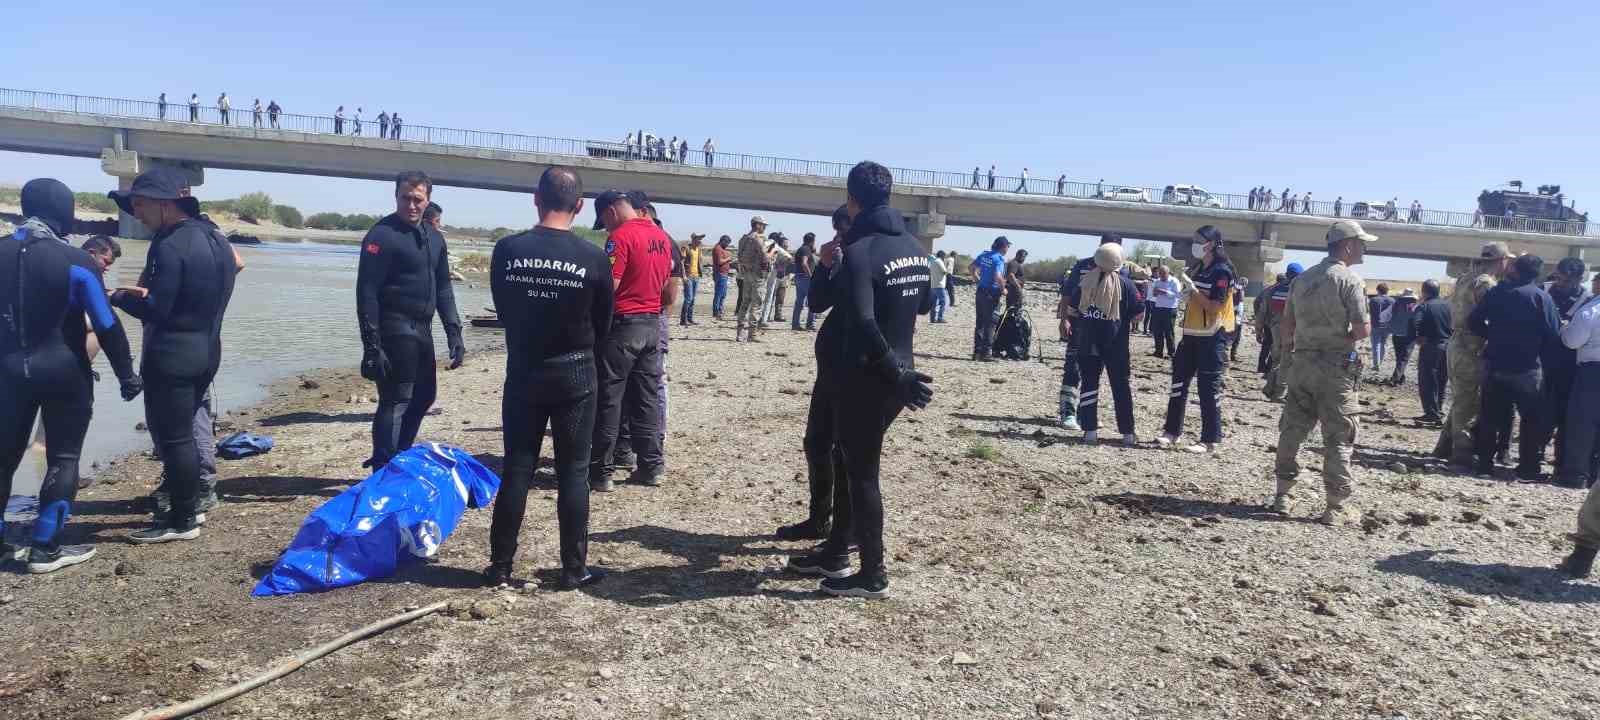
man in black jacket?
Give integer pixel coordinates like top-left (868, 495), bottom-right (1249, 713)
top-left (109, 168), bottom-right (236, 544)
top-left (1411, 279), bottom-right (1452, 423)
top-left (1468, 254), bottom-right (1560, 479)
top-left (355, 171), bottom-right (465, 470)
top-left (783, 162), bottom-right (933, 600)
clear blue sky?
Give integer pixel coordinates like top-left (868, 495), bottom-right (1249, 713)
top-left (3, 1), bottom-right (1597, 279)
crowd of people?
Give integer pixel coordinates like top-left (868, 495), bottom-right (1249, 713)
top-left (6, 160), bottom-right (1598, 596)
top-left (152, 93), bottom-right (407, 139)
top-left (622, 133), bottom-right (716, 167)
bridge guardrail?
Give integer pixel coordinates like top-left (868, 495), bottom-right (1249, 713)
top-left (1, 87), bottom-right (1592, 239)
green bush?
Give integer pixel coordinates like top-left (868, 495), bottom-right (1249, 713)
top-left (74, 192), bottom-right (119, 215)
top-left (341, 213), bottom-right (379, 231)
top-left (272, 204), bottom-right (304, 228)
top-left (234, 192), bottom-right (274, 222)
top-left (305, 212), bottom-right (345, 230)
top-left (1024, 256), bottom-right (1077, 283)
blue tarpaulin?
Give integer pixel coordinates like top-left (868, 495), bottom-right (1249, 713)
top-left (252, 443), bottom-right (500, 597)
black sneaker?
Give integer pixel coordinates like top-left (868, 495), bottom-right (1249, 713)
top-left (27, 544), bottom-right (96, 574)
top-left (775, 520), bottom-right (830, 541)
top-left (591, 477), bottom-right (614, 493)
top-left (129, 519), bottom-right (201, 545)
top-left (558, 566), bottom-right (607, 591)
top-left (483, 562), bottom-right (514, 587)
top-left (820, 572), bottom-right (890, 599)
top-left (611, 452), bottom-right (637, 471)
top-left (785, 552), bottom-right (853, 578)
top-left (1559, 546), bottom-right (1597, 579)
top-left (629, 467), bottom-right (663, 487)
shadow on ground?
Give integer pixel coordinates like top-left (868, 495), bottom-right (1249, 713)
top-left (1095, 491), bottom-right (1315, 525)
top-left (220, 474), bottom-right (350, 502)
top-left (257, 411), bottom-right (374, 427)
top-left (1375, 549), bottom-right (1600, 604)
top-left (951, 412), bottom-right (1060, 428)
top-left (548, 524), bottom-right (825, 606)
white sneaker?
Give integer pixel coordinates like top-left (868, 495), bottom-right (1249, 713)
top-left (1060, 416), bottom-right (1082, 432)
top-left (1156, 434), bottom-right (1178, 448)
top-left (1268, 494), bottom-right (1291, 515)
top-left (1122, 433), bottom-right (1138, 447)
top-left (1184, 442), bottom-right (1216, 455)
top-left (1083, 431), bottom-right (1098, 444)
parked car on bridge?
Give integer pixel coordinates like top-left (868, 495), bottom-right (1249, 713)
top-left (1100, 187), bottom-right (1151, 202)
top-left (1349, 200), bottom-right (1393, 221)
top-left (1161, 184), bottom-right (1223, 208)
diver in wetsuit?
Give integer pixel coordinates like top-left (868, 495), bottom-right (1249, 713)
top-left (783, 161), bottom-right (933, 600)
top-left (1, 179), bottom-right (143, 572)
top-left (106, 167), bottom-right (235, 544)
top-left (355, 171), bottom-right (465, 470)
top-left (485, 167), bottom-right (613, 590)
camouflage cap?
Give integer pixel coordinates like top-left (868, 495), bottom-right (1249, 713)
top-left (1479, 241), bottom-right (1511, 259)
top-left (750, 215), bottom-right (767, 227)
top-left (1326, 219), bottom-right (1378, 245)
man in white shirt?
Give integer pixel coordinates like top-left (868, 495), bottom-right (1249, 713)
top-left (1016, 168), bottom-right (1029, 194)
top-left (1148, 264), bottom-right (1181, 358)
top-left (1558, 270), bottom-right (1600, 577)
top-left (702, 138), bottom-right (715, 167)
top-left (928, 250), bottom-right (949, 323)
top-left (217, 93), bottom-right (230, 125)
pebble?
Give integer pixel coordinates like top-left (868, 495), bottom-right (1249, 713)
top-left (597, 667), bottom-right (616, 680)
top-left (1388, 461), bottom-right (1408, 474)
top-left (989, 378), bottom-right (1006, 384)
top-left (1210, 654), bottom-right (1242, 670)
top-left (1482, 517), bottom-right (1503, 531)
top-left (952, 651), bottom-right (978, 666)
top-left (1447, 595), bottom-right (1482, 608)
top-left (191, 658), bottom-right (220, 673)
top-left (1458, 510), bottom-right (1483, 522)
top-left (113, 561), bottom-right (143, 576)
top-left (0, 594), bottom-right (13, 605)
top-left (1036, 699), bottom-right (1060, 715)
top-left (300, 378), bottom-right (320, 390)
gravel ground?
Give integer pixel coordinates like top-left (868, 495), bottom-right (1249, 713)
top-left (3, 286), bottom-right (1598, 720)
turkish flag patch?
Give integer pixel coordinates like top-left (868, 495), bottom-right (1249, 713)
top-left (365, 243), bottom-right (381, 255)
top-left (1215, 277), bottom-right (1230, 290)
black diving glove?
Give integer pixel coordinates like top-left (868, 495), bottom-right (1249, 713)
top-left (447, 332), bottom-right (466, 370)
top-left (361, 346), bottom-right (391, 382)
top-left (869, 354), bottom-right (934, 411)
top-left (118, 374), bottom-right (143, 401)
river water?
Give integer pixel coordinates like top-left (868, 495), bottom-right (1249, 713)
top-left (10, 238), bottom-right (492, 495)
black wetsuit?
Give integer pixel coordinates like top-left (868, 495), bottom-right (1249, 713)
top-left (112, 217), bottom-right (234, 527)
top-left (1, 220), bottom-right (139, 551)
top-left (486, 226), bottom-right (612, 582)
top-left (797, 241), bottom-right (854, 539)
top-left (355, 214), bottom-right (463, 468)
top-left (812, 205), bottom-right (931, 581)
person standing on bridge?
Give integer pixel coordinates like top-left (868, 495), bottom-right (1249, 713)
top-left (1056, 174), bottom-right (1066, 196)
top-left (217, 93), bottom-right (230, 125)
top-left (187, 93), bottom-right (199, 122)
top-left (679, 139), bottom-right (689, 165)
top-left (251, 99), bottom-right (262, 128)
top-left (987, 165), bottom-right (996, 191)
top-left (354, 171), bottom-right (466, 471)
top-left (334, 106), bottom-right (345, 135)
top-left (353, 108), bottom-right (363, 136)
top-left (158, 93), bottom-right (167, 120)
top-left (378, 111), bottom-right (390, 140)
top-left (267, 100), bottom-right (280, 128)
top-left (1157, 225), bottom-right (1235, 454)
top-left (1268, 219), bottom-right (1374, 525)
top-left (1016, 168), bottom-right (1030, 194)
top-left (970, 236), bottom-right (1010, 362)
top-left (703, 138), bottom-right (715, 167)
top-left (1249, 187), bottom-right (1259, 211)
top-left (484, 166), bottom-right (612, 591)
top-left (390, 113), bottom-right (403, 140)
top-left (972, 167), bottom-right (981, 188)
top-left (1334, 196), bottom-right (1343, 217)
top-left (1303, 192), bottom-right (1314, 214)
top-left (735, 216), bottom-right (772, 342)
top-left (1409, 200), bottom-right (1422, 224)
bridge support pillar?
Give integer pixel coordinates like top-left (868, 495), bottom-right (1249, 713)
top-left (910, 211), bottom-right (946, 254)
top-left (101, 149), bottom-right (204, 239)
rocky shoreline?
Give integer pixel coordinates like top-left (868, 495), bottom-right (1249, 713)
top-left (2, 290), bottom-right (1598, 719)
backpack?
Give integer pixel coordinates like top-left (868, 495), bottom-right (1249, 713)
top-left (992, 306), bottom-right (1033, 360)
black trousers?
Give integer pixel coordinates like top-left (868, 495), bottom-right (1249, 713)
top-left (1418, 343), bottom-right (1447, 418)
top-left (590, 315), bottom-right (664, 482)
top-left (371, 333), bottom-right (438, 468)
top-left (1078, 343), bottom-right (1134, 434)
top-left (800, 378), bottom-right (851, 532)
top-left (1150, 307), bottom-right (1176, 357)
top-left (1257, 327), bottom-right (1274, 374)
top-left (1164, 333), bottom-right (1227, 443)
top-left (973, 288), bottom-right (1001, 357)
top-left (145, 370), bottom-right (217, 526)
top-left (1229, 325), bottom-right (1243, 359)
top-left (1560, 363), bottom-right (1600, 485)
top-left (1474, 369), bottom-right (1544, 475)
top-left (0, 372), bottom-right (93, 550)
top-left (490, 352), bottom-right (596, 578)
top-left (819, 374), bottom-right (905, 578)
top-left (1390, 334), bottom-right (1414, 382)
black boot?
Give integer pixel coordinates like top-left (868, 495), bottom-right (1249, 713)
top-left (1559, 546), bottom-right (1597, 579)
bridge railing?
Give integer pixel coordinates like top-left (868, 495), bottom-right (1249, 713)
top-left (1, 86), bottom-right (1593, 239)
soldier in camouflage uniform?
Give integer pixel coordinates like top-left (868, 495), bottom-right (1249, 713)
top-left (1257, 263), bottom-right (1303, 401)
top-left (734, 216), bottom-right (771, 342)
top-left (1432, 241), bottom-right (1513, 468)
top-left (1270, 220), bottom-right (1374, 525)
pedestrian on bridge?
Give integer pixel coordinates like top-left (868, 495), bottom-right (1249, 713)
top-left (267, 100), bottom-right (280, 128)
top-left (187, 93), bottom-right (199, 122)
top-left (252, 99), bottom-right (262, 128)
top-left (1278, 188), bottom-right (1291, 212)
top-left (971, 167), bottom-right (980, 188)
top-left (987, 165), bottom-right (996, 191)
top-left (379, 112), bottom-right (390, 140)
top-left (1303, 192), bottom-right (1314, 214)
top-left (158, 93), bottom-right (167, 120)
top-left (1249, 187), bottom-right (1259, 210)
top-left (703, 138), bottom-right (715, 167)
top-left (391, 113), bottom-right (403, 140)
top-left (217, 93), bottom-right (230, 125)
top-left (1056, 174), bottom-right (1066, 196)
top-left (1016, 168), bottom-right (1029, 194)
top-left (334, 106), bottom-right (345, 135)
top-left (1409, 200), bottom-right (1422, 223)
top-left (1334, 196), bottom-right (1343, 217)
top-left (679, 139), bottom-right (689, 164)
top-left (353, 108), bottom-right (363, 136)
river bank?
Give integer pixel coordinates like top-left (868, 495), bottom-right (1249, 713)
top-left (3, 290), bottom-right (1599, 719)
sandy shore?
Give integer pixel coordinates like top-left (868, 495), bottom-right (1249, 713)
top-left (3, 289), bottom-right (1598, 719)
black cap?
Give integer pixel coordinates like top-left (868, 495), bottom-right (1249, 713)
top-left (591, 189), bottom-right (628, 230)
top-left (107, 166), bottom-right (200, 218)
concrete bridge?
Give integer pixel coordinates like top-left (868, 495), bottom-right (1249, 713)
top-left (0, 88), bottom-right (1593, 285)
